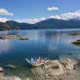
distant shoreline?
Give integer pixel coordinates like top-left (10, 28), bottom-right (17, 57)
top-left (0, 28), bottom-right (80, 31)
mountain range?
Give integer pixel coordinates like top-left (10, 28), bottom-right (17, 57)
top-left (0, 18), bottom-right (80, 30)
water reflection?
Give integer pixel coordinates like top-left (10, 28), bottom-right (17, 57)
top-left (0, 30), bottom-right (80, 61)
top-left (0, 40), bottom-right (10, 54)
top-left (0, 31), bottom-right (8, 36)
top-left (48, 32), bottom-right (61, 50)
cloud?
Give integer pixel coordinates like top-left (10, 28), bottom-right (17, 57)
top-left (50, 15), bottom-right (62, 19)
top-left (16, 18), bottom-right (46, 24)
top-left (47, 7), bottom-right (59, 11)
top-left (0, 8), bottom-right (14, 16)
top-left (15, 10), bottom-right (80, 24)
top-left (50, 10), bottom-right (80, 20)
top-left (0, 18), bottom-right (8, 22)
top-left (0, 10), bottom-right (80, 24)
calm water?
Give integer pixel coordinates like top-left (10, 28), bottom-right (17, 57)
top-left (0, 29), bottom-right (80, 77)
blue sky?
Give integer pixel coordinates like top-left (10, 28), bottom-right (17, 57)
top-left (0, 0), bottom-right (80, 24)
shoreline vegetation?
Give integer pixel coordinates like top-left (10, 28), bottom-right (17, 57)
top-left (0, 58), bottom-right (80, 80)
top-left (0, 35), bottom-right (29, 40)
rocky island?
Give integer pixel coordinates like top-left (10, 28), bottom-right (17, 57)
top-left (0, 35), bottom-right (29, 40)
top-left (72, 40), bottom-right (80, 45)
top-left (69, 33), bottom-right (80, 36)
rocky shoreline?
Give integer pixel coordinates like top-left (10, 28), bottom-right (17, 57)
top-left (0, 58), bottom-right (80, 80)
top-left (31, 58), bottom-right (77, 80)
top-left (0, 35), bottom-right (29, 40)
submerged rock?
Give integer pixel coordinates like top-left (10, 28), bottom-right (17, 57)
top-left (26, 77), bottom-right (33, 80)
top-left (5, 65), bottom-right (16, 69)
top-left (68, 53), bottom-right (73, 56)
top-left (13, 76), bottom-right (21, 80)
top-left (0, 76), bottom-right (21, 80)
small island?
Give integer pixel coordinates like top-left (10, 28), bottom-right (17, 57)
top-left (69, 33), bottom-right (80, 36)
top-left (72, 40), bottom-right (80, 45)
top-left (0, 35), bottom-right (29, 40)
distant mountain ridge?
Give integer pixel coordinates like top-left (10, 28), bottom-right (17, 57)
top-left (0, 18), bottom-right (80, 30)
top-left (36, 18), bottom-right (80, 29)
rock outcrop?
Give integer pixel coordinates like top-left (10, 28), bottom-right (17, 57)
top-left (0, 58), bottom-right (76, 80)
top-left (31, 58), bottom-right (75, 80)
top-left (44, 60), bottom-right (64, 75)
top-left (0, 35), bottom-right (29, 40)
top-left (60, 58), bottom-right (74, 70)
top-left (72, 40), bottom-right (80, 45)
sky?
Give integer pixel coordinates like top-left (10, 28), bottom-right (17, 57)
top-left (0, 0), bottom-right (80, 24)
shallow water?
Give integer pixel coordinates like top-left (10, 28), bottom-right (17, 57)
top-left (0, 29), bottom-right (80, 77)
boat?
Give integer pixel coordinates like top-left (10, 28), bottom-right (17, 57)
top-left (26, 57), bottom-right (49, 67)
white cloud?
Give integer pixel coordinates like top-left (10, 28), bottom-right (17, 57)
top-left (50, 15), bottom-right (61, 19)
top-left (16, 18), bottom-right (46, 24)
top-left (0, 18), bottom-right (8, 22)
top-left (60, 10), bottom-right (80, 20)
top-left (0, 8), bottom-right (14, 16)
top-left (15, 10), bottom-right (80, 24)
top-left (50, 10), bottom-right (80, 20)
top-left (0, 10), bottom-right (80, 24)
top-left (47, 7), bottom-right (59, 11)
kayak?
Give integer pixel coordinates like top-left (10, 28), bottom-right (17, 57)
top-left (26, 57), bottom-right (49, 67)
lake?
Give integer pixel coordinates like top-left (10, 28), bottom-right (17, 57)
top-left (0, 29), bottom-right (80, 77)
